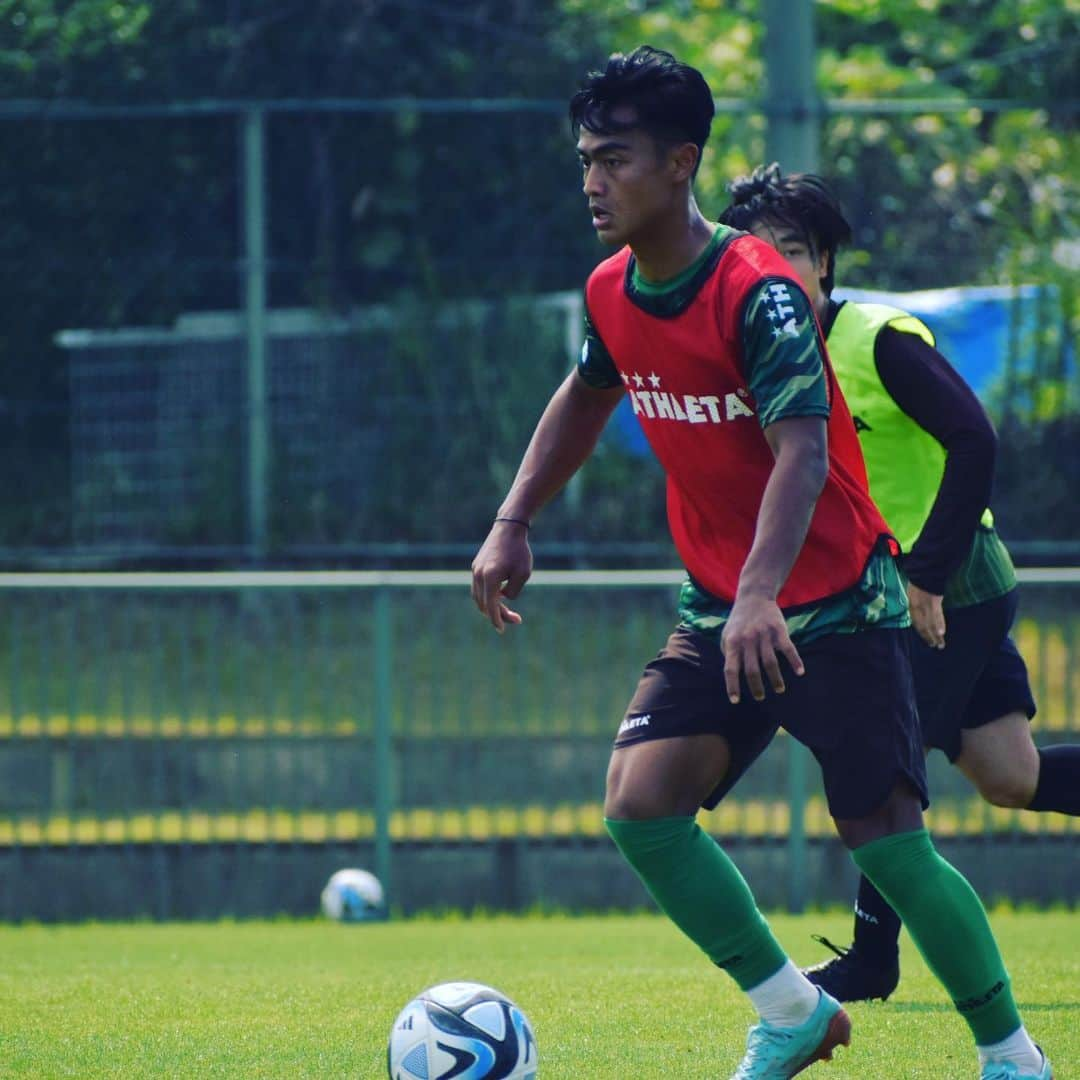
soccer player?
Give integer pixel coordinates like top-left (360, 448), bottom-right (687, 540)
top-left (470, 47), bottom-right (1053, 1080)
top-left (720, 163), bottom-right (1078, 1018)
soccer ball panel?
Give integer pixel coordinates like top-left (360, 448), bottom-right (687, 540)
top-left (387, 982), bottom-right (537, 1080)
top-left (387, 1001), bottom-right (428, 1079)
top-left (427, 982), bottom-right (493, 1010)
top-left (400, 1042), bottom-right (429, 1078)
top-left (463, 1001), bottom-right (505, 1041)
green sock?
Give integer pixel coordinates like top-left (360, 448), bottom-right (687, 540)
top-left (853, 828), bottom-right (1020, 1044)
top-left (605, 815), bottom-right (787, 991)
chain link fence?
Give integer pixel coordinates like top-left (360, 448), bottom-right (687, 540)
top-left (0, 570), bottom-right (1076, 920)
top-left (0, 100), bottom-right (1074, 563)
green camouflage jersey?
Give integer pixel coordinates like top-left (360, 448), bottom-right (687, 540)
top-left (680, 537), bottom-right (910, 643)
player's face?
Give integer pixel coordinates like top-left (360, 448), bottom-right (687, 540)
top-left (576, 117), bottom-right (687, 247)
top-left (749, 220), bottom-right (830, 314)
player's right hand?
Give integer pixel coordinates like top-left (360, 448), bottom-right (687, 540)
top-left (470, 521), bottom-right (533, 633)
top-left (721, 591), bottom-right (805, 703)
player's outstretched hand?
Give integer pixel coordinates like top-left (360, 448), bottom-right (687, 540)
top-left (471, 520), bottom-right (533, 633)
top-left (908, 582), bottom-right (946, 649)
top-left (721, 592), bottom-right (805, 703)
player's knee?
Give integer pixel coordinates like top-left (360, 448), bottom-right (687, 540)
top-left (603, 779), bottom-right (666, 820)
top-left (975, 770), bottom-right (1036, 809)
top-left (956, 712), bottom-right (1040, 808)
top-left (604, 756), bottom-right (638, 819)
top-left (833, 779), bottom-right (924, 849)
top-left (964, 751), bottom-right (1039, 808)
top-left (604, 735), bottom-right (730, 819)
top-left (603, 766), bottom-right (683, 820)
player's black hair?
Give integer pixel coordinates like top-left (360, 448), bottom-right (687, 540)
top-left (719, 163), bottom-right (853, 295)
top-left (569, 45), bottom-right (715, 177)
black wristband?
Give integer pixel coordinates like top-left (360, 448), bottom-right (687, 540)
top-left (494, 516), bottom-right (530, 531)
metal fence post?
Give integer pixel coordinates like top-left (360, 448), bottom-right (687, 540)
top-left (373, 586), bottom-right (394, 906)
top-left (763, 0), bottom-right (820, 173)
top-left (241, 107), bottom-right (269, 560)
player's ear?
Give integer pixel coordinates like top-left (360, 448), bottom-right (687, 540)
top-left (816, 245), bottom-right (833, 285)
top-left (670, 141), bottom-right (699, 183)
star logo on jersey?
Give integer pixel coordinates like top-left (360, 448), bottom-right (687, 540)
top-left (765, 282), bottom-right (802, 338)
top-left (624, 379), bottom-right (756, 425)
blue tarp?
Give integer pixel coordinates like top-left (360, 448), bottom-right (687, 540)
top-left (833, 284), bottom-right (1049, 397)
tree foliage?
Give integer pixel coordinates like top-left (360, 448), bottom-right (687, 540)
top-left (561, 0), bottom-right (1078, 288)
top-left (557, 0), bottom-right (1080, 549)
top-left (0, 0), bottom-right (1076, 552)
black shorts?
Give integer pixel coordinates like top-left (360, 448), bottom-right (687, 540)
top-left (910, 589), bottom-right (1037, 762)
top-left (615, 625), bottom-right (928, 821)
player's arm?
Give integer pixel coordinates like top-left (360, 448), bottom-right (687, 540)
top-left (724, 416), bottom-right (826, 702)
top-left (722, 276), bottom-right (830, 703)
top-left (471, 357), bottom-right (624, 633)
top-left (874, 327), bottom-right (997, 647)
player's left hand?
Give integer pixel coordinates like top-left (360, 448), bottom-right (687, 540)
top-left (721, 592), bottom-right (805, 704)
top-left (908, 582), bottom-right (946, 649)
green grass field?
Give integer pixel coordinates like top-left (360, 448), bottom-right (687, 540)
top-left (0, 910), bottom-right (1075, 1078)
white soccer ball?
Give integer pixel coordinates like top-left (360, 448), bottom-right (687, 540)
top-left (320, 867), bottom-right (386, 922)
top-left (387, 981), bottom-right (538, 1080)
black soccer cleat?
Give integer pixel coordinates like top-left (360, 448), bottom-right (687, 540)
top-left (802, 935), bottom-right (900, 1003)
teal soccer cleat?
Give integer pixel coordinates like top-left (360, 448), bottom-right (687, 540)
top-left (980, 1049), bottom-right (1053, 1080)
top-left (730, 988), bottom-right (851, 1079)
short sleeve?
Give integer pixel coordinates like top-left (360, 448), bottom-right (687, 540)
top-left (577, 308), bottom-right (624, 389)
top-left (741, 277), bottom-right (830, 429)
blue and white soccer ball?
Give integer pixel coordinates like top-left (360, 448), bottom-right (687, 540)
top-left (387, 981), bottom-right (538, 1080)
top-left (319, 867), bottom-right (386, 922)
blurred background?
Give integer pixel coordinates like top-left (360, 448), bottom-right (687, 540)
top-left (0, 0), bottom-right (1076, 920)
